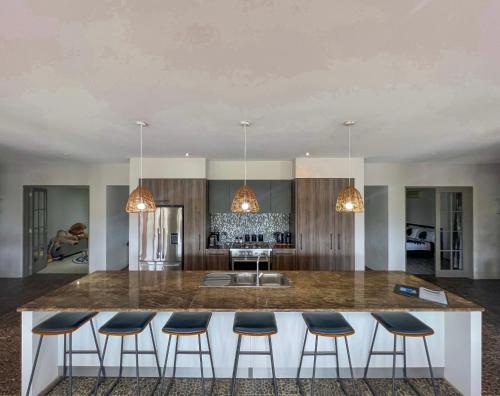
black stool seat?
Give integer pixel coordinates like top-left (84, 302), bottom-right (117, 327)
top-left (372, 312), bottom-right (434, 337)
top-left (302, 312), bottom-right (355, 337)
top-left (32, 312), bottom-right (97, 335)
top-left (162, 312), bottom-right (212, 335)
top-left (99, 312), bottom-right (156, 335)
top-left (233, 312), bottom-right (277, 336)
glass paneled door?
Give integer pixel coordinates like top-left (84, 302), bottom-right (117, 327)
top-left (435, 188), bottom-right (472, 277)
top-left (26, 187), bottom-right (48, 274)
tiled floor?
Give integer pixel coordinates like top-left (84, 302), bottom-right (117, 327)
top-left (38, 255), bottom-right (89, 274)
top-left (46, 376), bottom-right (459, 395)
top-left (406, 256), bottom-right (435, 275)
top-left (0, 273), bottom-right (498, 395)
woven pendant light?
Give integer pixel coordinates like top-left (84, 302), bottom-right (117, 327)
top-left (125, 121), bottom-right (156, 213)
top-left (231, 121), bottom-right (260, 213)
top-left (336, 121), bottom-right (364, 213)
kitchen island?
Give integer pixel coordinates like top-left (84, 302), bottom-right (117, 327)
top-left (19, 271), bottom-right (483, 395)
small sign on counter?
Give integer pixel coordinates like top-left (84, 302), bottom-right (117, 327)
top-left (394, 284), bottom-right (448, 305)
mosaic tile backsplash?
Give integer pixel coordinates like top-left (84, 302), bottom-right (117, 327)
top-left (210, 213), bottom-right (290, 243)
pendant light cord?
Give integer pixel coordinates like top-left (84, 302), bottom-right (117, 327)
top-left (243, 123), bottom-right (247, 185)
top-left (140, 123), bottom-right (143, 189)
top-left (348, 126), bottom-right (351, 186)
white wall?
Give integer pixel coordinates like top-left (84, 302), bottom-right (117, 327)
top-left (106, 186), bottom-right (129, 271)
top-left (295, 158), bottom-right (365, 271)
top-left (366, 163), bottom-right (500, 279)
top-left (207, 160), bottom-right (294, 180)
top-left (406, 188), bottom-right (435, 227)
top-left (365, 186), bottom-right (389, 271)
top-left (0, 161), bottom-right (129, 277)
top-left (46, 186), bottom-right (89, 238)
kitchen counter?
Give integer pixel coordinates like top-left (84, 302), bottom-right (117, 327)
top-left (20, 270), bottom-right (483, 396)
top-left (19, 270), bottom-right (482, 313)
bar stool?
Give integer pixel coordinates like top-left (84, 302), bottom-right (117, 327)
top-left (231, 312), bottom-right (279, 396)
top-left (25, 312), bottom-right (104, 396)
top-left (296, 312), bottom-right (356, 395)
top-left (364, 312), bottom-right (439, 396)
top-left (160, 312), bottom-right (215, 395)
top-left (96, 312), bottom-right (161, 395)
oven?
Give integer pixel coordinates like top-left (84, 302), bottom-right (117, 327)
top-left (230, 248), bottom-right (272, 271)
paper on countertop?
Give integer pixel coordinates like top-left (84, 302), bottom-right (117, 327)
top-left (419, 287), bottom-right (448, 305)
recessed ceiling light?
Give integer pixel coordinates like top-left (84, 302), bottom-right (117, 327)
top-left (185, 152), bottom-right (190, 157)
top-left (305, 152), bottom-right (310, 157)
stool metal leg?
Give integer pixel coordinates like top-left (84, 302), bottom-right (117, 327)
top-left (311, 335), bottom-right (318, 396)
top-left (148, 323), bottom-right (162, 377)
top-left (118, 336), bottom-right (124, 378)
top-left (296, 329), bottom-right (308, 383)
top-left (93, 335), bottom-right (108, 396)
top-left (268, 336), bottom-right (279, 396)
top-left (25, 335), bottom-right (44, 396)
top-left (334, 337), bottom-right (340, 378)
top-left (206, 331), bottom-right (216, 379)
top-left (403, 336), bottom-right (407, 379)
top-left (160, 334), bottom-right (172, 395)
top-left (68, 333), bottom-right (73, 396)
top-left (364, 322), bottom-right (379, 378)
top-left (172, 336), bottom-right (179, 379)
top-left (90, 319), bottom-right (105, 379)
top-left (134, 334), bottom-right (140, 396)
top-left (423, 337), bottom-right (439, 396)
top-left (198, 334), bottom-right (205, 396)
top-left (230, 335), bottom-right (242, 396)
top-left (344, 337), bottom-right (357, 396)
top-left (63, 334), bottom-right (67, 378)
top-left (392, 334), bottom-right (397, 396)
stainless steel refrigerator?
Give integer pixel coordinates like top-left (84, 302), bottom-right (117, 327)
top-left (139, 206), bottom-right (183, 271)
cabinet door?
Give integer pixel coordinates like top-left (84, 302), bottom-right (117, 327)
top-left (142, 179), bottom-right (184, 205)
top-left (296, 179), bottom-right (316, 270)
top-left (333, 178), bottom-right (355, 271)
top-left (183, 179), bottom-right (207, 271)
top-left (205, 250), bottom-right (230, 270)
top-left (208, 180), bottom-right (229, 214)
top-left (270, 180), bottom-right (292, 213)
top-left (247, 180), bottom-right (271, 212)
top-left (314, 179), bottom-right (335, 271)
top-left (272, 249), bottom-right (297, 270)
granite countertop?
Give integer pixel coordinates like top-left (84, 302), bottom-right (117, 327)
top-left (18, 271), bottom-right (483, 313)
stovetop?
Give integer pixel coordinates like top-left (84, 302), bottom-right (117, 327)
top-left (228, 242), bottom-right (273, 250)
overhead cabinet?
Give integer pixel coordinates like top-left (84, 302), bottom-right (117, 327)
top-left (141, 178), bottom-right (207, 271)
top-left (208, 180), bottom-right (292, 214)
top-left (295, 178), bottom-right (354, 271)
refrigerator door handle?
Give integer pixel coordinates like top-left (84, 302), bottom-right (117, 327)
top-left (162, 227), bottom-right (167, 260)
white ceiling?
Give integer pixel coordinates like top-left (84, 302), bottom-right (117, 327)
top-left (1, 0), bottom-right (500, 164)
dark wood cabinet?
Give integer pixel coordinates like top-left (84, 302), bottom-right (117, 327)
top-left (295, 178), bottom-right (354, 271)
top-left (270, 180), bottom-right (292, 213)
top-left (208, 180), bottom-right (230, 213)
top-left (205, 249), bottom-right (230, 270)
top-left (209, 180), bottom-right (292, 213)
top-left (272, 249), bottom-right (297, 270)
top-left (142, 178), bottom-right (207, 271)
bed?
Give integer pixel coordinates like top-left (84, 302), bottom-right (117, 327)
top-left (406, 223), bottom-right (436, 257)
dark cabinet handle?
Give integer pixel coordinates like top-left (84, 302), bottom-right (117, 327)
top-left (337, 234), bottom-right (341, 250)
top-left (330, 233), bottom-right (333, 250)
top-left (300, 234), bottom-right (303, 250)
top-left (198, 234), bottom-right (201, 251)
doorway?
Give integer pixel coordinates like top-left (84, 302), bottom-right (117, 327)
top-left (405, 188), bottom-right (436, 275)
top-left (405, 187), bottom-right (473, 277)
top-left (23, 186), bottom-right (90, 275)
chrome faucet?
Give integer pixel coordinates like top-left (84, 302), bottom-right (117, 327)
top-left (256, 252), bottom-right (265, 287)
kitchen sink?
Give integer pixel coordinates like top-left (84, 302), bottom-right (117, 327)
top-left (200, 272), bottom-right (290, 288)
